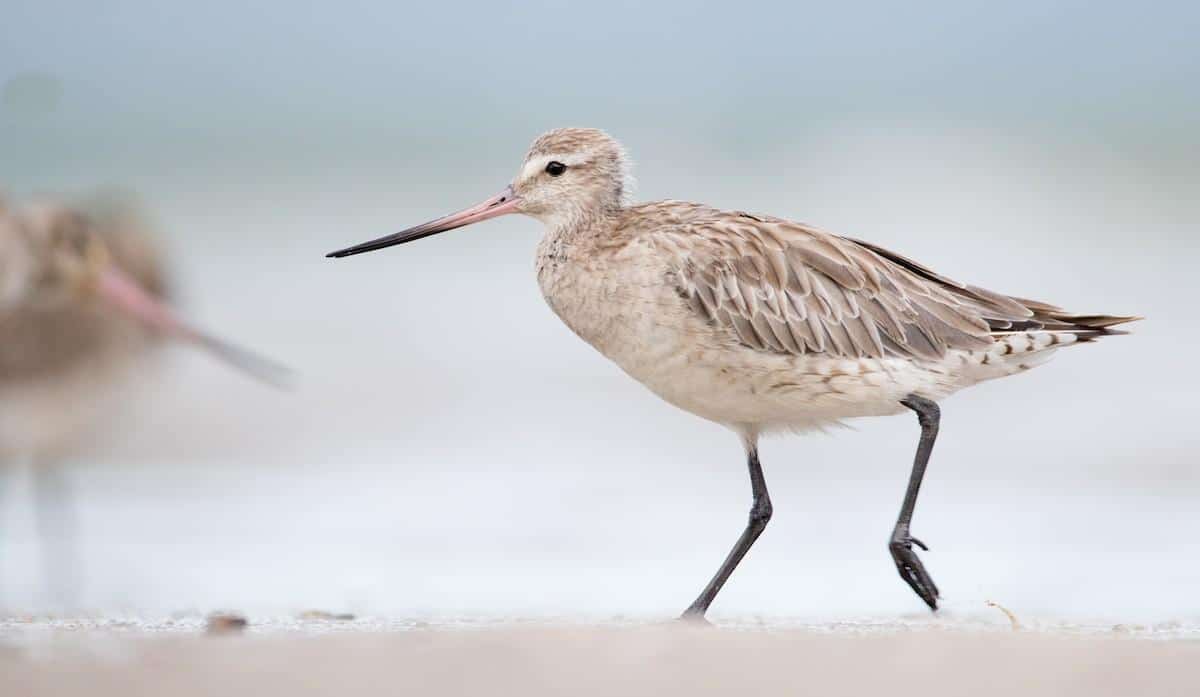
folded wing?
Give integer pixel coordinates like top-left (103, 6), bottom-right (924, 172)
top-left (668, 209), bottom-right (1134, 361)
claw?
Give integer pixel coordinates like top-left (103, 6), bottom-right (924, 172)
top-left (890, 533), bottom-right (940, 611)
top-left (896, 559), bottom-right (940, 610)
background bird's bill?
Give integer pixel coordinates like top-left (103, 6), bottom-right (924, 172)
top-left (94, 267), bottom-right (292, 388)
top-left (326, 185), bottom-right (519, 258)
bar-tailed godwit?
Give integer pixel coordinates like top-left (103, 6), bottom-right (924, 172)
top-left (327, 128), bottom-right (1137, 620)
top-left (0, 196), bottom-right (286, 602)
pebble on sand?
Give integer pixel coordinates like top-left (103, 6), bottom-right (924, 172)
top-left (205, 613), bottom-right (248, 635)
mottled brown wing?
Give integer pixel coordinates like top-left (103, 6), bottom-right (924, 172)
top-left (670, 211), bottom-right (1042, 361)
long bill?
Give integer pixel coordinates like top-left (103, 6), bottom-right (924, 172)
top-left (325, 185), bottom-right (519, 258)
top-left (94, 267), bottom-right (292, 389)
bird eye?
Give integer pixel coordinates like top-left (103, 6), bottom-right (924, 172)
top-left (545, 161), bottom-right (566, 177)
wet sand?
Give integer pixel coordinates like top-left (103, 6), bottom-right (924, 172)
top-left (2, 620), bottom-right (1197, 697)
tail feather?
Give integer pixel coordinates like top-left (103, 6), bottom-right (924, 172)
top-left (987, 300), bottom-right (1141, 343)
top-left (1034, 312), bottom-right (1141, 342)
top-left (1046, 314), bottom-right (1142, 329)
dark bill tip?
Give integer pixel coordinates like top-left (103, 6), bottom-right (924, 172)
top-left (324, 224), bottom-right (454, 258)
top-left (325, 185), bottom-right (519, 260)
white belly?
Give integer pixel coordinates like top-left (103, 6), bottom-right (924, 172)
top-left (607, 332), bottom-right (956, 433)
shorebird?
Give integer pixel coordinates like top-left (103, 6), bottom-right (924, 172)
top-left (327, 128), bottom-right (1137, 620)
top-left (0, 195), bottom-right (285, 603)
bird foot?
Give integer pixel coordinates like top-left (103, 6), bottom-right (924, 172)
top-left (889, 530), bottom-right (940, 611)
top-left (677, 609), bottom-right (713, 626)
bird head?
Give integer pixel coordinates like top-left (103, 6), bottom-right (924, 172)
top-left (327, 128), bottom-right (632, 258)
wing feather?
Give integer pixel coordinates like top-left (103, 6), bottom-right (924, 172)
top-left (671, 209), bottom-right (1037, 361)
top-left (653, 204), bottom-right (1136, 360)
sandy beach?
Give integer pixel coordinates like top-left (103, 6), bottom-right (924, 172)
top-left (3, 617), bottom-right (1198, 697)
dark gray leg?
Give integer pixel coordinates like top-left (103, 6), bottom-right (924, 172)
top-left (34, 460), bottom-right (81, 608)
top-left (891, 395), bottom-right (941, 610)
top-left (681, 445), bottom-right (773, 621)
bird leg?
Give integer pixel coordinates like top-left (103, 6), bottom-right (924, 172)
top-left (33, 459), bottom-right (81, 609)
top-left (681, 445), bottom-right (772, 622)
top-left (0, 467), bottom-right (5, 602)
top-left (891, 395), bottom-right (941, 610)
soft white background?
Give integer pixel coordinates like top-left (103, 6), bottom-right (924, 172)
top-left (0, 1), bottom-right (1196, 623)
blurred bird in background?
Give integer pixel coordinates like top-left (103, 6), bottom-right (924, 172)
top-left (0, 193), bottom-right (286, 607)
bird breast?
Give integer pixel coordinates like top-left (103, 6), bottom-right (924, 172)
top-left (535, 231), bottom-right (686, 370)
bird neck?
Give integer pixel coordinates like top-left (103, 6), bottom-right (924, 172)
top-left (544, 203), bottom-right (622, 247)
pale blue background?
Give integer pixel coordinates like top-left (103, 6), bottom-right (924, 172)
top-left (0, 1), bottom-right (1196, 622)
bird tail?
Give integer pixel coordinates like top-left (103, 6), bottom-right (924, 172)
top-left (1004, 297), bottom-right (1142, 343)
top-left (961, 301), bottom-right (1141, 380)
